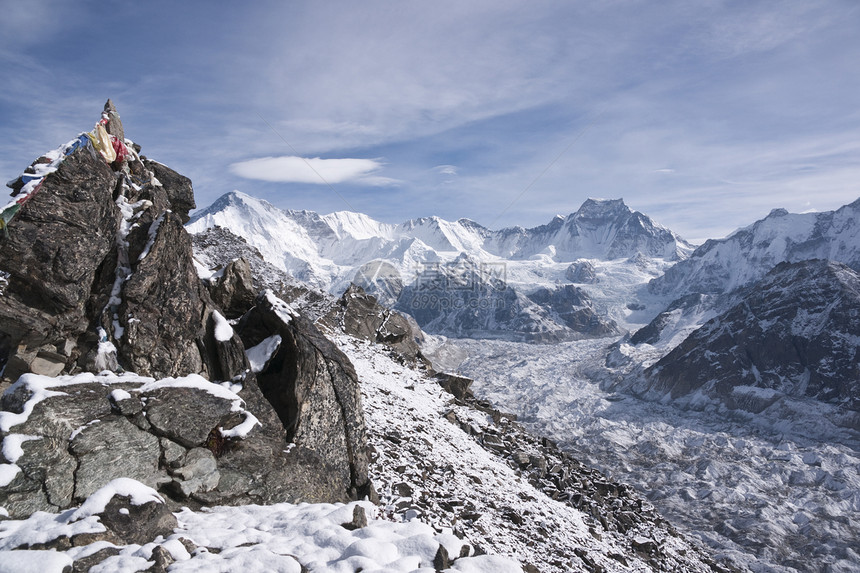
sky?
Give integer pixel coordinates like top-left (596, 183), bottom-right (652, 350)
top-left (1, 0), bottom-right (859, 243)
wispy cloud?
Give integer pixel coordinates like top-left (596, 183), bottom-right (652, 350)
top-left (230, 156), bottom-right (393, 186)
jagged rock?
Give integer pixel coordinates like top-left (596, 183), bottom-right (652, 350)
top-left (235, 291), bottom-right (372, 501)
top-left (0, 102), bottom-right (238, 381)
top-left (142, 159), bottom-right (195, 223)
top-left (433, 544), bottom-right (451, 570)
top-left (322, 284), bottom-right (424, 363)
top-left (102, 99), bottom-right (124, 143)
top-left (96, 493), bottom-right (178, 546)
top-left (205, 257), bottom-right (257, 319)
top-left (565, 260), bottom-right (598, 284)
top-left (527, 285), bottom-right (620, 338)
top-left (435, 372), bottom-right (473, 400)
top-left (645, 260), bottom-right (860, 416)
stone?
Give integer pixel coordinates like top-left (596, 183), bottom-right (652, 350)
top-left (143, 387), bottom-right (236, 449)
top-left (236, 291), bottom-right (372, 501)
top-left (97, 493), bottom-right (178, 546)
top-left (321, 284), bottom-right (424, 363)
top-left (565, 260), bottom-right (598, 284)
top-left (169, 448), bottom-right (220, 498)
top-left (433, 544), bottom-right (451, 570)
top-left (341, 505), bottom-right (368, 531)
top-left (205, 257), bottom-right (257, 320)
top-left (70, 417), bottom-right (161, 501)
top-left (435, 373), bottom-right (473, 400)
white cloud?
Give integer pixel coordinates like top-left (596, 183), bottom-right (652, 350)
top-left (434, 165), bottom-right (458, 176)
top-left (230, 156), bottom-right (389, 185)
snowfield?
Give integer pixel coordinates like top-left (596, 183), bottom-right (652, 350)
top-left (448, 337), bottom-right (860, 573)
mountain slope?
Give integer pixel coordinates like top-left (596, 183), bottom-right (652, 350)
top-left (649, 200), bottom-right (860, 298)
top-left (643, 260), bottom-right (860, 421)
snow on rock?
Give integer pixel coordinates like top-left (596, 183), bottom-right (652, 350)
top-left (68, 478), bottom-right (164, 522)
top-left (0, 465), bottom-right (21, 488)
top-left (245, 334), bottom-right (282, 373)
top-left (211, 309), bottom-right (235, 342)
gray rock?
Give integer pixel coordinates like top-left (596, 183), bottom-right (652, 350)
top-left (143, 386), bottom-right (237, 449)
top-left (321, 284), bottom-right (424, 363)
top-left (70, 417), bottom-right (161, 501)
top-left (102, 99), bottom-right (124, 144)
top-left (645, 260), bottom-right (860, 415)
top-left (236, 291), bottom-right (372, 500)
top-left (565, 260), bottom-right (598, 284)
top-left (169, 447), bottom-right (220, 498)
top-left (97, 493), bottom-right (178, 546)
top-left (205, 257), bottom-right (257, 320)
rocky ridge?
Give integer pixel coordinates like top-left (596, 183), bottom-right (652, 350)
top-left (0, 102), bottom-right (371, 520)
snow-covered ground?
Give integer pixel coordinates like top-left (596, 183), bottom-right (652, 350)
top-left (338, 336), bottom-right (719, 573)
top-left (446, 337), bottom-right (860, 573)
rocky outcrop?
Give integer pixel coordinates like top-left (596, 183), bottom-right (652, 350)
top-left (644, 260), bottom-right (860, 419)
top-left (322, 284), bottom-right (424, 363)
top-left (527, 285), bottom-right (621, 338)
top-left (235, 291), bottom-right (373, 500)
top-left (0, 100), bottom-right (232, 381)
top-left (191, 225), bottom-right (334, 322)
top-left (0, 102), bottom-right (373, 516)
top-left (565, 260), bottom-right (598, 284)
top-left (0, 367), bottom-right (364, 518)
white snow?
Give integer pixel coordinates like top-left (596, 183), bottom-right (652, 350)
top-left (264, 289), bottom-right (297, 324)
top-left (1, 434), bottom-right (40, 464)
top-left (211, 310), bottom-right (234, 342)
top-left (137, 211), bottom-right (167, 261)
top-left (0, 465), bottom-right (21, 488)
top-left (245, 334), bottom-right (282, 373)
top-left (0, 550), bottom-right (73, 573)
top-left (68, 478), bottom-right (165, 521)
top-left (109, 388), bottom-right (132, 402)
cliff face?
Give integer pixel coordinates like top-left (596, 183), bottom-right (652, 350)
top-left (0, 102), bottom-right (370, 515)
top-left (644, 260), bottom-right (860, 423)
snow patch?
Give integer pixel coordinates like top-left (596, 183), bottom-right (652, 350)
top-left (211, 310), bottom-right (234, 342)
top-left (245, 334), bottom-right (282, 373)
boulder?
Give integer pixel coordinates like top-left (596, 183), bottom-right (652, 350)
top-left (236, 291), bottom-right (372, 500)
top-left (321, 284), bottom-right (424, 363)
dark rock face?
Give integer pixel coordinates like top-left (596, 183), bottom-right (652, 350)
top-left (0, 147), bottom-right (118, 380)
top-left (322, 284), bottom-right (423, 363)
top-left (205, 257), bottom-right (257, 320)
top-left (0, 104), bottom-right (233, 381)
top-left (236, 291), bottom-right (372, 500)
top-left (527, 285), bottom-right (620, 338)
top-left (645, 260), bottom-right (860, 418)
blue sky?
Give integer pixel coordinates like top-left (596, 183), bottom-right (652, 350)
top-left (1, 0), bottom-right (859, 243)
